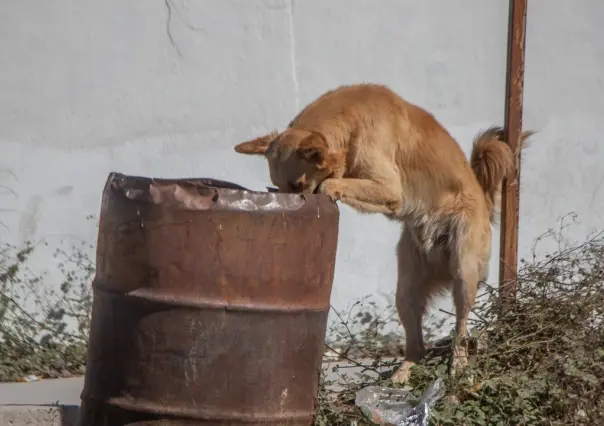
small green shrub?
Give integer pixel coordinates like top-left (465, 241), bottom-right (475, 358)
top-left (0, 240), bottom-right (93, 382)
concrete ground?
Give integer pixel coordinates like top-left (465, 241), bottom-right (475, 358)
top-left (0, 376), bottom-right (82, 426)
top-left (0, 359), bottom-right (396, 425)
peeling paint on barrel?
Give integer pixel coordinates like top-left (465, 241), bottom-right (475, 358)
top-left (184, 317), bottom-right (206, 386)
top-left (77, 172), bottom-right (339, 425)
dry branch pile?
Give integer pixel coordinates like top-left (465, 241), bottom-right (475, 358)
top-left (316, 227), bottom-right (604, 425)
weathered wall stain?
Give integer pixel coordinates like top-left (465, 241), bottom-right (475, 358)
top-left (18, 195), bottom-right (42, 244)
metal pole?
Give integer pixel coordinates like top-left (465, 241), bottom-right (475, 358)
top-left (499, 0), bottom-right (528, 302)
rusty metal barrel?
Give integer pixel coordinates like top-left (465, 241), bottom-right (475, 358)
top-left (77, 172), bottom-right (339, 425)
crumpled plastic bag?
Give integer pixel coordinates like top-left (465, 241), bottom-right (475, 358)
top-left (355, 378), bottom-right (445, 426)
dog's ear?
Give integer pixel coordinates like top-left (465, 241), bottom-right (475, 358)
top-left (297, 132), bottom-right (330, 169)
top-left (234, 132), bottom-right (279, 155)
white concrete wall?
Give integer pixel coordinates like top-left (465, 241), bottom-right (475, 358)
top-left (0, 0), bottom-right (602, 337)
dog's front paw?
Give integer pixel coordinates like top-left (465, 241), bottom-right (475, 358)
top-left (318, 179), bottom-right (343, 202)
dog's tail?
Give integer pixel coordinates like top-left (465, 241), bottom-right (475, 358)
top-left (470, 126), bottom-right (534, 223)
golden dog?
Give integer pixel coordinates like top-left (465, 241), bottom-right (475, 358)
top-left (234, 83), bottom-right (533, 383)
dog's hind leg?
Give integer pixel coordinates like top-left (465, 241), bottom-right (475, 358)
top-left (391, 228), bottom-right (432, 384)
top-left (449, 220), bottom-right (490, 376)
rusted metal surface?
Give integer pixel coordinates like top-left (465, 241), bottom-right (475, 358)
top-left (78, 172), bottom-right (340, 425)
top-left (499, 0), bottom-right (528, 302)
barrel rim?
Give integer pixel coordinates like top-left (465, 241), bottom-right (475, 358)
top-left (104, 172), bottom-right (339, 215)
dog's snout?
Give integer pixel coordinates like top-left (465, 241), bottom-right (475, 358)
top-left (290, 182), bottom-right (303, 193)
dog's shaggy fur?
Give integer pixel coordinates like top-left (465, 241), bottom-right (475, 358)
top-left (234, 83), bottom-right (533, 383)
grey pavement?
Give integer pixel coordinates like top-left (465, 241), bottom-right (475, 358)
top-left (0, 377), bottom-right (83, 425)
top-left (0, 377), bottom-right (84, 406)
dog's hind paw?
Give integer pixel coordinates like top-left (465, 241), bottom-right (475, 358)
top-left (390, 361), bottom-right (415, 384)
top-left (449, 349), bottom-right (469, 377)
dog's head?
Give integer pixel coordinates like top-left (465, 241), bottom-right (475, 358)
top-left (234, 129), bottom-right (343, 194)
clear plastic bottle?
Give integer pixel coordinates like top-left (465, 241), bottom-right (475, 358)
top-left (355, 378), bottom-right (445, 426)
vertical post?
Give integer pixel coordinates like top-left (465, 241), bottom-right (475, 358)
top-left (499, 0), bottom-right (528, 302)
